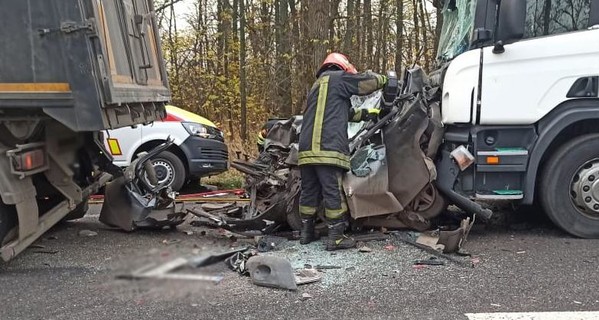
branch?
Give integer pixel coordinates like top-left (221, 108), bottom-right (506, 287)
top-left (155, 0), bottom-right (186, 13)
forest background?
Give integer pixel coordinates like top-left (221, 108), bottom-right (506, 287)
top-left (154, 0), bottom-right (443, 158)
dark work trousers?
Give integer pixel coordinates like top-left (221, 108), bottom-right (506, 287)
top-left (299, 165), bottom-right (348, 220)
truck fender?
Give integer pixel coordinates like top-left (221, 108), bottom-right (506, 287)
top-left (523, 99), bottom-right (599, 204)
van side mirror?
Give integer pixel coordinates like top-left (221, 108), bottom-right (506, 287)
top-left (494, 0), bottom-right (526, 53)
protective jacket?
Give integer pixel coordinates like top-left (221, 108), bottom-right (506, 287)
top-left (298, 70), bottom-right (387, 169)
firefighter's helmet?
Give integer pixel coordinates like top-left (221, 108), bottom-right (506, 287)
top-left (316, 53), bottom-right (358, 78)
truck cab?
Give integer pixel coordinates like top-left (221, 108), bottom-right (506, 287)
top-left (434, 0), bottom-right (599, 237)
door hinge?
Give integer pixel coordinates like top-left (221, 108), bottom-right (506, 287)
top-left (38, 19), bottom-right (96, 36)
top-left (60, 19), bottom-right (95, 34)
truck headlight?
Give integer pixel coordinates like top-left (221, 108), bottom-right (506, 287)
top-left (182, 122), bottom-right (211, 138)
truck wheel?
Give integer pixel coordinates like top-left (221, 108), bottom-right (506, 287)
top-left (540, 133), bottom-right (599, 238)
top-left (62, 199), bottom-right (89, 221)
top-left (0, 203), bottom-right (17, 245)
top-left (147, 151), bottom-right (186, 192)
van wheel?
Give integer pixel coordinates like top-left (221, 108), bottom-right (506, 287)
top-left (146, 151), bottom-right (186, 192)
top-left (0, 203), bottom-right (17, 245)
top-left (540, 134), bottom-right (599, 238)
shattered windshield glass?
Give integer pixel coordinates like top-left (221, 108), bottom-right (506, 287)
top-left (348, 91), bottom-right (382, 139)
top-left (436, 0), bottom-right (477, 61)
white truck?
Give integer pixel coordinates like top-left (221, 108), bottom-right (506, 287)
top-left (430, 0), bottom-right (599, 237)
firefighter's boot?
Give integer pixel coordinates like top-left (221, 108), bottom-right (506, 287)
top-left (325, 219), bottom-right (356, 251)
top-left (300, 216), bottom-right (317, 245)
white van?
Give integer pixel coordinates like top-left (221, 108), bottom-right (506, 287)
top-left (105, 105), bottom-right (229, 191)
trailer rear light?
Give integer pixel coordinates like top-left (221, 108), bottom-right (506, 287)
top-left (15, 149), bottom-right (46, 171)
top-left (7, 143), bottom-right (49, 178)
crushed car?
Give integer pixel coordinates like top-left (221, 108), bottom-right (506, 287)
top-left (188, 68), bottom-right (485, 251)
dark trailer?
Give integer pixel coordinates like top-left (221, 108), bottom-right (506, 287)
top-left (0, 0), bottom-right (169, 130)
top-left (0, 0), bottom-right (171, 261)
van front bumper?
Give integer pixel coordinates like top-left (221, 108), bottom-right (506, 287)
top-left (179, 136), bottom-right (229, 177)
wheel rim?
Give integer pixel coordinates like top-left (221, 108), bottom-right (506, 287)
top-left (147, 159), bottom-right (175, 187)
top-left (570, 158), bottom-right (599, 219)
top-left (410, 184), bottom-right (437, 212)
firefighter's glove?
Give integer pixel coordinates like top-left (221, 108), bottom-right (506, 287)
top-left (362, 108), bottom-right (381, 122)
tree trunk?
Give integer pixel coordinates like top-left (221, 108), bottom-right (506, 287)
top-left (418, 0), bottom-right (429, 69)
top-left (329, 0), bottom-right (341, 51)
top-left (412, 0), bottom-right (420, 65)
top-left (433, 0), bottom-right (443, 60)
top-left (343, 0), bottom-right (355, 54)
top-left (364, 0), bottom-right (373, 67)
top-left (239, 0), bottom-right (248, 141)
top-left (276, 0), bottom-right (293, 116)
top-left (394, 0), bottom-right (404, 75)
top-left (543, 0), bottom-right (552, 36)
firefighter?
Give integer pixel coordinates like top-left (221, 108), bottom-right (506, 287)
top-left (298, 52), bottom-right (387, 251)
top-left (256, 125), bottom-right (268, 153)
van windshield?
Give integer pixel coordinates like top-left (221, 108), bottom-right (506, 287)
top-left (436, 0), bottom-right (477, 62)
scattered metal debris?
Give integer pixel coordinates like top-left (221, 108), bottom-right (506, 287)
top-left (413, 257), bottom-right (445, 266)
top-left (256, 235), bottom-right (288, 252)
top-left (246, 256), bottom-right (298, 290)
top-left (117, 247), bottom-right (249, 284)
top-left (301, 293), bottom-right (313, 300)
top-left (294, 268), bottom-right (322, 285)
top-left (391, 231), bottom-right (474, 268)
top-left (100, 140), bottom-right (186, 231)
top-left (358, 246), bottom-right (373, 253)
top-left (78, 230), bottom-right (98, 237)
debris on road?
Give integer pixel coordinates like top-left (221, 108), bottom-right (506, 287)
top-left (392, 231), bottom-right (475, 268)
top-left (413, 257), bottom-right (445, 266)
top-left (256, 235), bottom-right (287, 252)
top-left (117, 247), bottom-right (248, 284)
top-left (225, 249), bottom-right (258, 275)
top-left (294, 268), bottom-right (322, 285)
top-left (358, 245), bottom-right (373, 253)
top-left (301, 293), bottom-right (313, 300)
top-left (161, 239), bottom-right (182, 245)
top-left (78, 230), bottom-right (98, 237)
top-left (246, 256), bottom-right (298, 290)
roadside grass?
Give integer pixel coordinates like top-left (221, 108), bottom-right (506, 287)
top-left (202, 169), bottom-right (245, 189)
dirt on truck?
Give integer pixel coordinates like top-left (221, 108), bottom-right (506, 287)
top-left (0, 0), bottom-right (170, 261)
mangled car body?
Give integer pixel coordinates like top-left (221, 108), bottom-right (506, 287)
top-left (197, 0), bottom-right (599, 240)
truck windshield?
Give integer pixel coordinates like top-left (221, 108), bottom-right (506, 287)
top-left (436, 0), bottom-right (477, 62)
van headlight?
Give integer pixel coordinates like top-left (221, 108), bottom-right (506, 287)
top-left (182, 122), bottom-right (211, 139)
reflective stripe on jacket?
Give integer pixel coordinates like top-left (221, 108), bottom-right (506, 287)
top-left (298, 70), bottom-right (386, 169)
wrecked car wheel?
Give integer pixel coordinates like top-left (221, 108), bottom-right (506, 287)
top-left (145, 151), bottom-right (186, 192)
top-left (541, 134), bottom-right (599, 238)
top-left (408, 183), bottom-right (447, 219)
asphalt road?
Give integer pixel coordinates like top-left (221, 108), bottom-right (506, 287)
top-left (1, 205), bottom-right (598, 320)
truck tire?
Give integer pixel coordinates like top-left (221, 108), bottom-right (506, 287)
top-left (148, 150), bottom-right (186, 192)
top-left (62, 199), bottom-right (89, 221)
top-left (540, 133), bottom-right (599, 238)
top-left (0, 203), bottom-right (17, 245)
